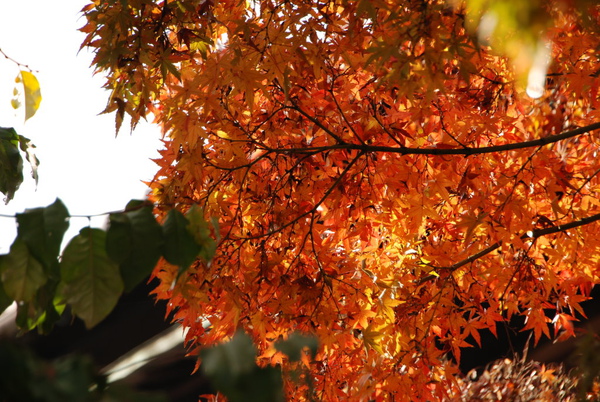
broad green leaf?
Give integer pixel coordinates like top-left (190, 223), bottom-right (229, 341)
top-left (186, 205), bottom-right (217, 262)
top-left (16, 199), bottom-right (69, 275)
top-left (162, 209), bottom-right (202, 272)
top-left (0, 239), bottom-right (46, 302)
top-left (17, 71), bottom-right (42, 121)
top-left (0, 127), bottom-right (24, 203)
top-left (60, 228), bottom-right (124, 329)
top-left (200, 331), bottom-right (284, 402)
top-left (106, 202), bottom-right (163, 291)
top-left (125, 199), bottom-right (151, 210)
top-left (105, 213), bottom-right (132, 264)
top-left (274, 333), bottom-right (319, 362)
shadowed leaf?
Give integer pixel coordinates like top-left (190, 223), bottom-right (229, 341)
top-left (0, 239), bottom-right (46, 302)
top-left (106, 202), bottom-right (163, 291)
top-left (60, 228), bottom-right (123, 328)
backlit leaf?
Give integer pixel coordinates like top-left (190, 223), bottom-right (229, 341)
top-left (17, 71), bottom-right (42, 121)
top-left (362, 325), bottom-right (384, 354)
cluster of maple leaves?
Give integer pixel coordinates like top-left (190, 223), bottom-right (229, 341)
top-left (82, 0), bottom-right (600, 399)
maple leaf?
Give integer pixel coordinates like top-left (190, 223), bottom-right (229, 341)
top-left (361, 324), bottom-right (385, 355)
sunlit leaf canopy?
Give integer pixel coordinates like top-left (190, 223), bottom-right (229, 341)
top-left (83, 0), bottom-right (600, 399)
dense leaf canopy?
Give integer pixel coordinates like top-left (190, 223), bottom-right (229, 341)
top-left (82, 0), bottom-right (600, 399)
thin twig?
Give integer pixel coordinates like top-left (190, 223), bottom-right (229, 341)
top-left (0, 48), bottom-right (38, 72)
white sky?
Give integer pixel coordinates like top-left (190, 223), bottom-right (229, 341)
top-left (0, 1), bottom-right (164, 252)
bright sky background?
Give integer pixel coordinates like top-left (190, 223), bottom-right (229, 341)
top-left (0, 1), bottom-right (164, 252)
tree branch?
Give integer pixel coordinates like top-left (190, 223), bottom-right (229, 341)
top-left (418, 211), bottom-right (600, 284)
top-left (264, 121), bottom-right (600, 156)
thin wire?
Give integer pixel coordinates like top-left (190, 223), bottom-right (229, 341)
top-left (0, 202), bottom-right (175, 219)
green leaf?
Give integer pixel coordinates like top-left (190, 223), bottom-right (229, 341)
top-left (186, 205), bottom-right (217, 262)
top-left (60, 228), bottom-right (124, 329)
top-left (190, 38), bottom-right (210, 59)
top-left (16, 71), bottom-right (42, 121)
top-left (125, 199), bottom-right (151, 210)
top-left (0, 127), bottom-right (24, 204)
top-left (0, 239), bottom-right (46, 302)
top-left (200, 331), bottom-right (284, 402)
top-left (106, 202), bottom-right (163, 291)
top-left (274, 333), bottom-right (319, 362)
top-left (162, 209), bottom-right (202, 272)
top-left (16, 199), bottom-right (69, 275)
top-left (105, 213), bottom-right (131, 264)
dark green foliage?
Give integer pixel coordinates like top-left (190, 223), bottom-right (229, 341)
top-left (162, 208), bottom-right (202, 271)
top-left (0, 127), bottom-right (37, 204)
top-left (200, 331), bottom-right (284, 402)
top-left (0, 199), bottom-right (215, 332)
top-left (106, 201), bottom-right (163, 291)
top-left (201, 331), bottom-right (319, 401)
top-left (0, 340), bottom-right (166, 402)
